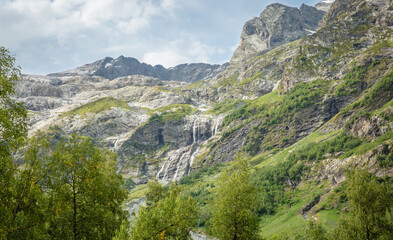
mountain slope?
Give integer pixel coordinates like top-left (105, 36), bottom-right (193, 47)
top-left (15, 0), bottom-right (393, 237)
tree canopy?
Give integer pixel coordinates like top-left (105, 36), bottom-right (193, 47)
top-left (130, 180), bottom-right (198, 240)
top-left (208, 155), bottom-right (261, 240)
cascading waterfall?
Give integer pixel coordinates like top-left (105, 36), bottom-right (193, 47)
top-left (211, 117), bottom-right (222, 136)
top-left (162, 152), bottom-right (178, 181)
top-left (193, 118), bottom-right (198, 144)
top-left (215, 118), bottom-right (220, 135)
top-left (188, 146), bottom-right (200, 175)
top-left (172, 155), bottom-right (184, 181)
top-left (158, 116), bottom-right (224, 182)
top-left (156, 161), bottom-right (167, 179)
top-left (157, 149), bottom-right (180, 181)
top-left (113, 138), bottom-right (120, 150)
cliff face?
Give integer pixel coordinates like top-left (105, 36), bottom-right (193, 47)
top-left (18, 0), bottom-right (393, 190)
top-left (230, 3), bottom-right (325, 63)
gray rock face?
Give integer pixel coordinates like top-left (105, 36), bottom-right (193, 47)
top-left (50, 55), bottom-right (228, 83)
top-left (231, 3), bottom-right (325, 63)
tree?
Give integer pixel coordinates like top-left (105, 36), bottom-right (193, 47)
top-left (45, 135), bottom-right (128, 240)
top-left (333, 170), bottom-right (393, 240)
top-left (0, 47), bottom-right (28, 239)
top-left (208, 155), bottom-right (261, 240)
top-left (130, 181), bottom-right (198, 240)
top-left (306, 219), bottom-right (327, 240)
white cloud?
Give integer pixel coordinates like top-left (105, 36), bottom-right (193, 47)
top-left (143, 51), bottom-right (189, 68)
top-left (142, 34), bottom-right (226, 67)
top-left (0, 0), bottom-right (178, 46)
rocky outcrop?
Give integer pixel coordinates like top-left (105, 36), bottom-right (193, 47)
top-left (349, 115), bottom-right (390, 140)
top-left (50, 55), bottom-right (228, 83)
top-left (230, 3), bottom-right (325, 63)
top-left (116, 115), bottom-right (224, 184)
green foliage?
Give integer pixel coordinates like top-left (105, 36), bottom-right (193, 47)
top-left (64, 97), bottom-right (132, 117)
top-left (306, 219), bottom-right (328, 240)
top-left (149, 104), bottom-right (198, 122)
top-left (1, 133), bottom-right (128, 240)
top-left (124, 177), bottom-right (136, 190)
top-left (357, 69), bottom-right (393, 109)
top-left (222, 90), bottom-right (282, 128)
top-left (344, 131), bottom-right (393, 158)
top-left (112, 220), bottom-right (130, 240)
top-left (332, 170), bottom-right (393, 240)
top-left (376, 144), bottom-right (393, 168)
top-left (145, 179), bottom-right (165, 204)
top-left (238, 72), bottom-right (264, 86)
top-left (130, 182), bottom-right (198, 240)
top-left (1, 136), bottom-right (50, 239)
top-left (205, 99), bottom-right (244, 116)
top-left (287, 133), bottom-right (363, 162)
top-left (179, 163), bottom-right (224, 185)
top-left (208, 155), bottom-right (261, 240)
top-left (271, 80), bottom-right (331, 123)
top-left (184, 80), bottom-right (205, 89)
top-left (0, 47), bottom-right (28, 239)
top-left (252, 159), bottom-right (307, 216)
top-left (216, 73), bottom-right (240, 87)
top-left (44, 135), bottom-right (128, 240)
top-left (334, 64), bottom-right (371, 96)
top-left (221, 80), bottom-right (331, 155)
top-left (365, 39), bottom-right (393, 56)
top-left (0, 47), bottom-right (27, 155)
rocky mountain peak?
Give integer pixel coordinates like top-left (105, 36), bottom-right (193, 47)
top-left (49, 56), bottom-right (227, 83)
top-left (230, 3), bottom-right (325, 63)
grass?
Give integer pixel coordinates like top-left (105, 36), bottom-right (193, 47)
top-left (148, 104), bottom-right (198, 122)
top-left (63, 97), bottom-right (132, 117)
top-left (343, 131), bottom-right (393, 158)
top-left (204, 98), bottom-right (245, 116)
top-left (183, 80), bottom-right (206, 89)
top-left (215, 73), bottom-right (240, 87)
top-left (316, 210), bottom-right (340, 230)
top-left (128, 184), bottom-right (148, 201)
top-left (252, 130), bottom-right (341, 168)
top-left (238, 72), bottom-right (263, 86)
top-left (259, 201), bottom-right (308, 238)
top-left (221, 90), bottom-right (283, 128)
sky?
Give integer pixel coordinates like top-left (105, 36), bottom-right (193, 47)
top-left (0, 0), bottom-right (322, 75)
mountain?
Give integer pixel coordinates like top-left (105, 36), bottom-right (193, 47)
top-left (50, 55), bottom-right (228, 82)
top-left (16, 0), bottom-right (393, 237)
top-left (230, 3), bottom-right (325, 63)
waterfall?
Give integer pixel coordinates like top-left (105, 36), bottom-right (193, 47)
top-left (114, 138), bottom-right (120, 150)
top-left (188, 146), bottom-right (200, 175)
top-left (215, 118), bottom-right (220, 135)
top-left (162, 159), bottom-right (172, 181)
top-left (173, 155), bottom-right (184, 181)
top-left (193, 119), bottom-right (198, 144)
top-left (162, 151), bottom-right (179, 181)
top-left (156, 161), bottom-right (166, 179)
top-left (211, 117), bottom-right (221, 136)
